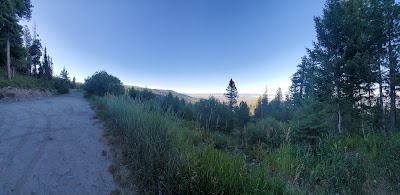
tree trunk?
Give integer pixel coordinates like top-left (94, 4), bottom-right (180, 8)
top-left (389, 41), bottom-right (396, 133)
top-left (338, 109), bottom-right (342, 134)
top-left (368, 89), bottom-right (375, 134)
top-left (360, 89), bottom-right (366, 140)
top-left (389, 73), bottom-right (396, 132)
top-left (378, 65), bottom-right (387, 136)
top-left (336, 86), bottom-right (342, 134)
top-left (362, 108), bottom-right (366, 140)
top-left (12, 66), bottom-right (15, 79)
top-left (27, 55), bottom-right (31, 76)
top-left (7, 37), bottom-right (11, 81)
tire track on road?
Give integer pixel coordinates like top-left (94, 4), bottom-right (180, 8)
top-left (0, 108), bottom-right (18, 140)
top-left (0, 107), bottom-right (33, 175)
top-left (12, 99), bottom-right (75, 194)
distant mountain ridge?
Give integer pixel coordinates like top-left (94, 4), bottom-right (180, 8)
top-left (125, 85), bottom-right (198, 102)
top-left (187, 93), bottom-right (275, 102)
top-left (124, 85), bottom-right (275, 103)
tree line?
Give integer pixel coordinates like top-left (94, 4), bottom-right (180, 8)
top-left (1, 0), bottom-right (55, 81)
top-left (288, 0), bottom-right (400, 139)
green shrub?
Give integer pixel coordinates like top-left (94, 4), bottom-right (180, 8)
top-left (84, 71), bottom-right (124, 96)
top-left (313, 137), bottom-right (367, 194)
top-left (246, 117), bottom-right (287, 147)
top-left (193, 97), bottom-right (234, 132)
top-left (376, 135), bottom-right (400, 182)
top-left (290, 99), bottom-right (333, 144)
top-left (53, 77), bottom-right (69, 94)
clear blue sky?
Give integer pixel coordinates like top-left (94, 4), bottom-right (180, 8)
top-left (23, 0), bottom-right (325, 94)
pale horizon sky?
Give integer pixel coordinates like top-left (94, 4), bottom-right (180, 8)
top-left (21, 0), bottom-right (325, 94)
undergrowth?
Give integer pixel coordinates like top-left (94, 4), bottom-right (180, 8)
top-left (93, 95), bottom-right (400, 194)
top-left (0, 69), bottom-right (55, 90)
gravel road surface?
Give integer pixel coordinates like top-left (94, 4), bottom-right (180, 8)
top-left (0, 92), bottom-right (116, 194)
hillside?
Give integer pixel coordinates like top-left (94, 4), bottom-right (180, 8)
top-left (187, 93), bottom-right (268, 102)
top-left (125, 85), bottom-right (198, 102)
top-left (0, 69), bottom-right (55, 90)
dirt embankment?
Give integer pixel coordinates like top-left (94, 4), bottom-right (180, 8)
top-left (0, 87), bottom-right (55, 102)
top-left (0, 92), bottom-right (117, 194)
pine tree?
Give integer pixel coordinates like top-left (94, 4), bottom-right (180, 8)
top-left (0, 0), bottom-right (33, 80)
top-left (29, 39), bottom-right (42, 78)
top-left (224, 78), bottom-right (238, 110)
top-left (234, 101), bottom-right (250, 127)
top-left (22, 25), bottom-right (32, 75)
top-left (254, 96), bottom-right (263, 119)
top-left (60, 66), bottom-right (70, 82)
top-left (72, 77), bottom-right (76, 88)
top-left (42, 47), bottom-right (52, 80)
top-left (48, 57), bottom-right (53, 80)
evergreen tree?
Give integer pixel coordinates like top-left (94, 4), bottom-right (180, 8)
top-left (60, 66), bottom-right (70, 82)
top-left (255, 86), bottom-right (269, 119)
top-left (269, 88), bottom-right (284, 120)
top-left (29, 38), bottom-right (42, 77)
top-left (224, 78), bottom-right (238, 111)
top-left (48, 57), bottom-right (53, 80)
top-left (39, 47), bottom-right (48, 78)
top-left (22, 25), bottom-right (32, 75)
top-left (0, 0), bottom-right (33, 80)
top-left (72, 77), bottom-right (76, 88)
top-left (234, 101), bottom-right (250, 127)
top-left (254, 96), bottom-right (263, 119)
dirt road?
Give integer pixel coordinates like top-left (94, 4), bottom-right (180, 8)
top-left (0, 92), bottom-right (116, 194)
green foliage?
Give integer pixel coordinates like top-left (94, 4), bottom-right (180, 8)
top-left (224, 78), bottom-right (238, 110)
top-left (139, 88), bottom-right (156, 100)
top-left (53, 77), bottom-right (69, 94)
top-left (313, 137), bottom-right (367, 194)
top-left (290, 99), bottom-right (332, 144)
top-left (193, 97), bottom-right (234, 132)
top-left (51, 67), bottom-right (71, 94)
top-left (29, 38), bottom-right (42, 76)
top-left (127, 86), bottom-right (137, 99)
top-left (234, 101), bottom-right (250, 127)
top-left (180, 148), bottom-right (247, 194)
top-left (0, 68), bottom-right (54, 89)
top-left (162, 92), bottom-right (194, 120)
top-left (84, 70), bottom-right (124, 96)
top-left (245, 117), bottom-right (287, 147)
top-left (93, 95), bottom-right (182, 193)
top-left (92, 92), bottom-right (400, 194)
top-left (128, 86), bottom-right (155, 100)
top-left (71, 77), bottom-right (76, 88)
top-left (373, 135), bottom-right (400, 182)
top-left (0, 0), bottom-right (33, 77)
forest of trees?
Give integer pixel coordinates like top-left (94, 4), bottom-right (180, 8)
top-left (289, 0), bottom-right (400, 139)
top-left (0, 0), bottom-right (56, 81)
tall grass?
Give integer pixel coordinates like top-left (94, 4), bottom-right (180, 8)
top-left (94, 95), bottom-right (185, 193)
top-left (94, 95), bottom-right (292, 194)
top-left (93, 95), bottom-right (400, 194)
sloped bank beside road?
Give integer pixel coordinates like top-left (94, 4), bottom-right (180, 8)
top-left (0, 86), bottom-right (55, 102)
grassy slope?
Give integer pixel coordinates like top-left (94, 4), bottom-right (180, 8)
top-left (0, 68), bottom-right (55, 89)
